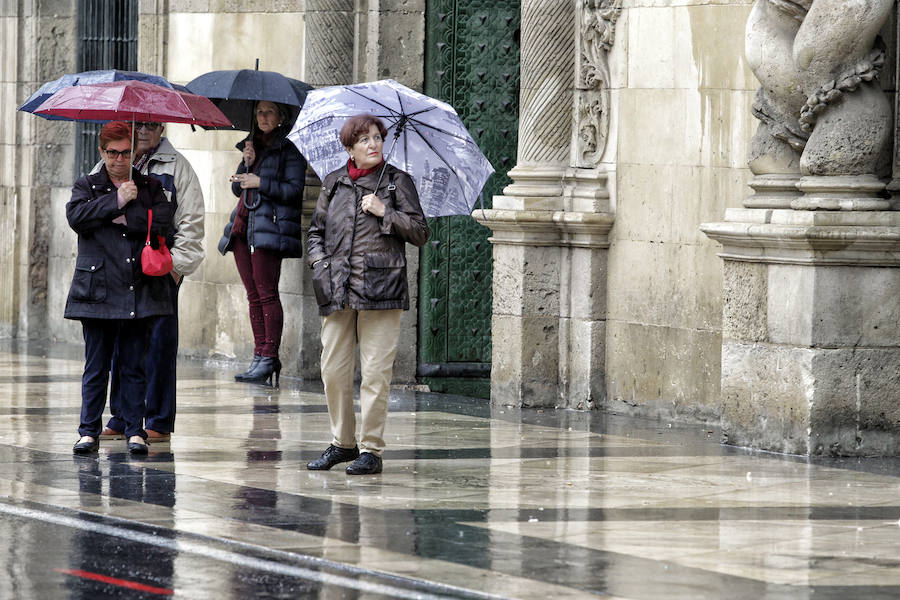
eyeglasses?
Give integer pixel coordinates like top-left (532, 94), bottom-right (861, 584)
top-left (104, 148), bottom-right (133, 160)
top-left (136, 122), bottom-right (161, 131)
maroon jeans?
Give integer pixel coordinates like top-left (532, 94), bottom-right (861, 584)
top-left (232, 236), bottom-right (283, 358)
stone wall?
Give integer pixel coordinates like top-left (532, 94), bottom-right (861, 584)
top-left (4, 1), bottom-right (79, 342)
top-left (604, 0), bottom-right (756, 421)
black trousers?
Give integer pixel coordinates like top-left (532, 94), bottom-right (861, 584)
top-left (108, 277), bottom-right (180, 434)
top-left (78, 318), bottom-right (152, 439)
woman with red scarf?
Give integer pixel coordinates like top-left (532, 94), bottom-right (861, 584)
top-left (305, 114), bottom-right (429, 475)
top-left (219, 101), bottom-right (306, 386)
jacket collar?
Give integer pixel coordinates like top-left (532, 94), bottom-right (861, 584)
top-left (145, 137), bottom-right (177, 164)
top-left (86, 164), bottom-right (142, 186)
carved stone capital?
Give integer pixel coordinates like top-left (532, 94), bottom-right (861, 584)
top-left (474, 208), bottom-right (614, 249)
top-left (499, 165), bottom-right (611, 213)
top-left (701, 209), bottom-right (900, 266)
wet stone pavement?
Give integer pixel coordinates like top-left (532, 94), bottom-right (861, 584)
top-left (2, 341), bottom-right (900, 598)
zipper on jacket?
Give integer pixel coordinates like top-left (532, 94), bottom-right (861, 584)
top-left (343, 182), bottom-right (362, 302)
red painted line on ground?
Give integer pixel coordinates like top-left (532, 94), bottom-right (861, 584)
top-left (55, 568), bottom-right (173, 596)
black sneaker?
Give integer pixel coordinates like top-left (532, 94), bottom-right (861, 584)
top-left (346, 452), bottom-right (382, 475)
top-left (307, 444), bottom-right (360, 470)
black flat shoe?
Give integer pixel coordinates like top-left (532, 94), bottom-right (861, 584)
top-left (73, 436), bottom-right (99, 455)
top-left (307, 444), bottom-right (360, 470)
top-left (241, 356), bottom-right (281, 387)
top-left (234, 354), bottom-right (262, 381)
top-left (127, 436), bottom-right (149, 455)
top-left (346, 452), bottom-right (382, 475)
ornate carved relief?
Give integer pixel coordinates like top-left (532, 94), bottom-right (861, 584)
top-left (572, 0), bottom-right (621, 168)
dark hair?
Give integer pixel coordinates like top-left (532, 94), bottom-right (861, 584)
top-left (339, 113), bottom-right (388, 148)
top-left (98, 121), bottom-right (133, 148)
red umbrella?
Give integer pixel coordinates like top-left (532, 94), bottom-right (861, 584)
top-left (33, 79), bottom-right (231, 127)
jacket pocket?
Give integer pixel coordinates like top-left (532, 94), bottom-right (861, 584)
top-left (70, 256), bottom-right (107, 303)
top-left (312, 259), bottom-right (333, 306)
top-left (363, 252), bottom-right (406, 301)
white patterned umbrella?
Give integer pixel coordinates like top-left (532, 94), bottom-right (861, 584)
top-left (287, 79), bottom-right (494, 218)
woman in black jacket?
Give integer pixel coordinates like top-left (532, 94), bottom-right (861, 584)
top-left (67, 121), bottom-right (173, 456)
top-left (305, 114), bottom-right (429, 475)
top-left (219, 100), bottom-right (306, 386)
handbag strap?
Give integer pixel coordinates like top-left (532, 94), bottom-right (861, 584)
top-left (145, 209), bottom-right (153, 245)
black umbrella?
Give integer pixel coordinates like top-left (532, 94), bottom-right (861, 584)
top-left (185, 64), bottom-right (312, 131)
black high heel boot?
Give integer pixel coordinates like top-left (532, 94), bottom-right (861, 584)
top-left (242, 356), bottom-right (281, 387)
top-left (234, 354), bottom-right (262, 381)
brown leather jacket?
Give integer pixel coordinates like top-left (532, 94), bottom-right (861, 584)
top-left (307, 163), bottom-right (429, 316)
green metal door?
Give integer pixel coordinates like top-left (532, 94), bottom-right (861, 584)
top-left (419, 0), bottom-right (521, 397)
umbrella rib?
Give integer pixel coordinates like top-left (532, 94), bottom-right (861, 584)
top-left (403, 117), bottom-right (475, 144)
top-left (346, 87), bottom-right (403, 117)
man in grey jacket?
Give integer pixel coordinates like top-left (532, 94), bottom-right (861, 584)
top-left (100, 122), bottom-right (205, 442)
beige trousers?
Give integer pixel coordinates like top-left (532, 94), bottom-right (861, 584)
top-left (320, 308), bottom-right (403, 456)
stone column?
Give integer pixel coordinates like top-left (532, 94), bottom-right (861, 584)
top-left (304, 0), bottom-right (356, 88)
top-left (702, 0), bottom-right (900, 456)
top-left (477, 0), bottom-right (616, 408)
top-left (294, 1), bottom-right (358, 378)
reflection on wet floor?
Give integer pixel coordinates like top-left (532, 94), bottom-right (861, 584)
top-left (2, 340), bottom-right (900, 599)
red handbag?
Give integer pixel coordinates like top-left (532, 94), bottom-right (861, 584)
top-left (141, 209), bottom-right (173, 276)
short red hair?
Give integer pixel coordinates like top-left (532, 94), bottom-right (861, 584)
top-left (339, 113), bottom-right (387, 148)
top-left (98, 121), bottom-right (133, 148)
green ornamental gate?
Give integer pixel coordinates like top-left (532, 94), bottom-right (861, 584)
top-left (418, 0), bottom-right (521, 397)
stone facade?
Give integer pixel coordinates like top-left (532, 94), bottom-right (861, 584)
top-left (6, 0), bottom-right (898, 455)
top-left (479, 0), bottom-right (757, 419)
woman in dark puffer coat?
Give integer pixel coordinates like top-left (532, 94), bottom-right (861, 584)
top-left (219, 100), bottom-right (307, 386)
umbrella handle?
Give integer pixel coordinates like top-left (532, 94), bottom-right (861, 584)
top-left (374, 131), bottom-right (403, 192)
top-left (242, 189), bottom-right (261, 210)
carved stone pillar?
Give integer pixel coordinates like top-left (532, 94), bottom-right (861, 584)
top-left (702, 0), bottom-right (900, 456)
top-left (304, 0), bottom-right (355, 88)
top-left (500, 0), bottom-right (577, 210)
top-left (478, 0), bottom-right (617, 408)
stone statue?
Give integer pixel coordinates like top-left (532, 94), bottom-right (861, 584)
top-left (745, 0), bottom-right (893, 185)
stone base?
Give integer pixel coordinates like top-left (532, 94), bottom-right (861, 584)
top-left (723, 341), bottom-right (900, 456)
top-left (703, 209), bottom-right (900, 456)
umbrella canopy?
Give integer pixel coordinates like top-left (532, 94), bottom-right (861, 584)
top-left (34, 80), bottom-right (231, 127)
top-left (287, 79), bottom-right (494, 218)
top-left (185, 69), bottom-right (313, 130)
top-left (18, 69), bottom-right (175, 120)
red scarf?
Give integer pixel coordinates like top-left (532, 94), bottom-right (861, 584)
top-left (348, 158), bottom-right (384, 180)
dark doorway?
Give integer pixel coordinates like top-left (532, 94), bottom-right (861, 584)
top-left (74, 0), bottom-right (138, 177)
top-left (418, 1), bottom-right (521, 397)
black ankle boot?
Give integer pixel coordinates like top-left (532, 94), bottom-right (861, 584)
top-left (241, 356), bottom-right (281, 387)
top-left (234, 354), bottom-right (262, 381)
